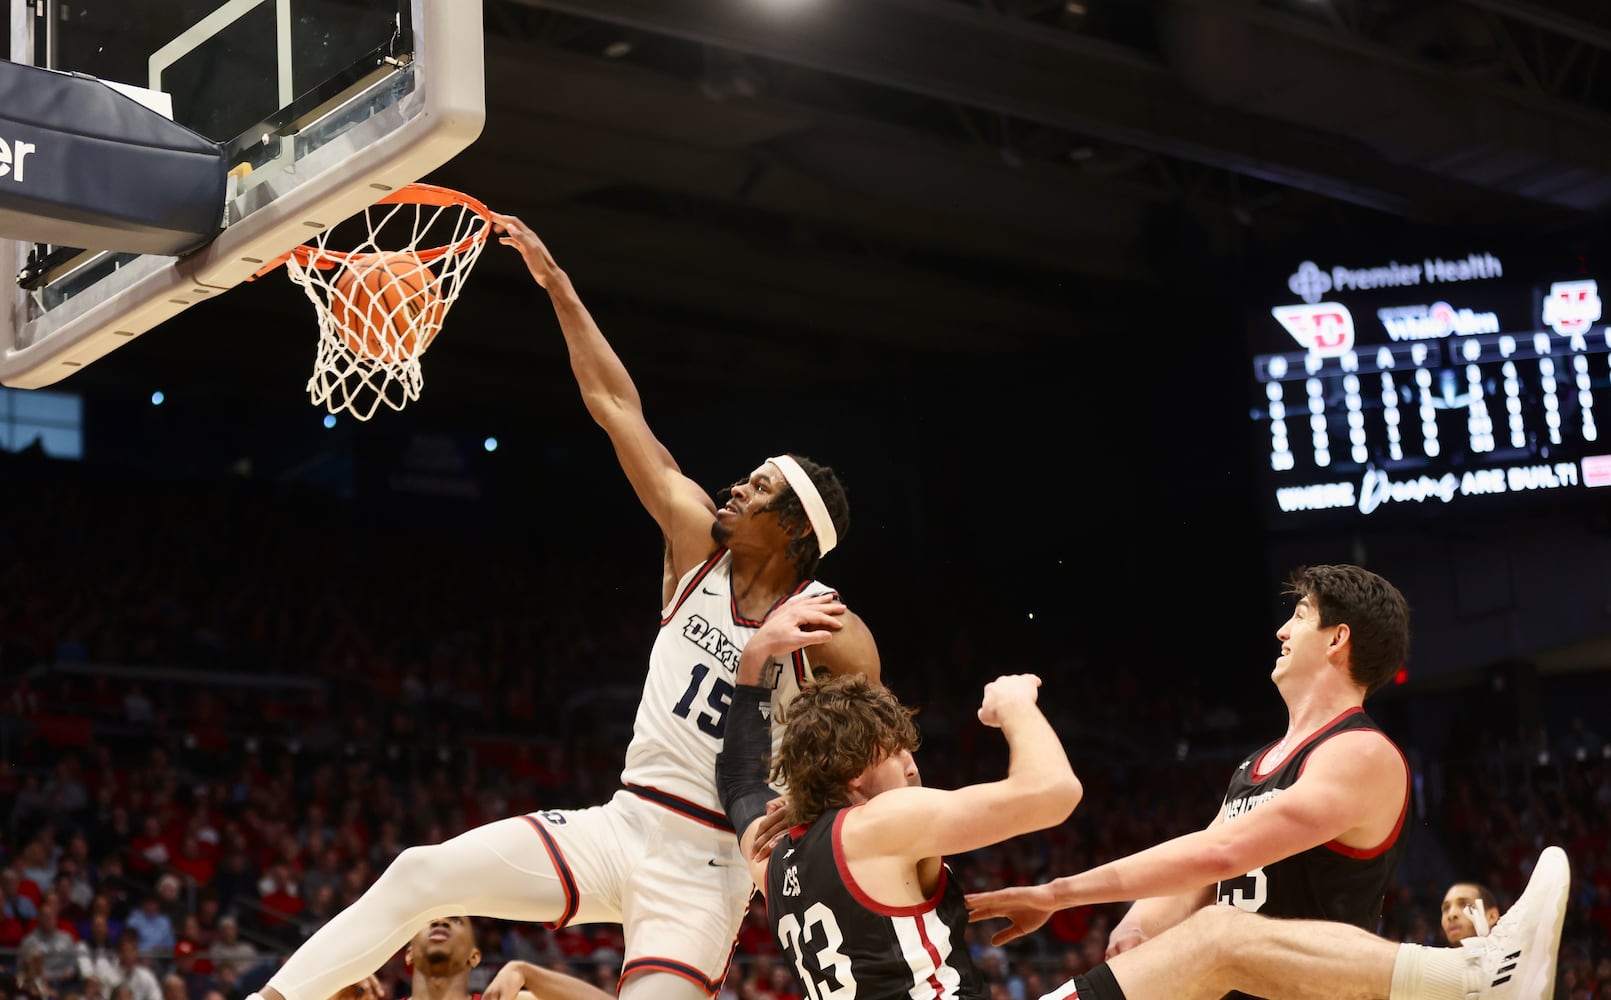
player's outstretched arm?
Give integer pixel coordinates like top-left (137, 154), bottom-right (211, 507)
top-left (972, 727), bottom-right (1404, 947)
top-left (492, 213), bottom-right (715, 563)
top-left (483, 960), bottom-right (612, 1000)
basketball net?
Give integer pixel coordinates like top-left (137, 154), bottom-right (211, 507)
top-left (265, 184), bottom-right (493, 420)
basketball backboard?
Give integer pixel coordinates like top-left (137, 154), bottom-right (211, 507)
top-left (0, 0), bottom-right (483, 389)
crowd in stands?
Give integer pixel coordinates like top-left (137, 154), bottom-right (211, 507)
top-left (1, 453), bottom-right (1609, 1000)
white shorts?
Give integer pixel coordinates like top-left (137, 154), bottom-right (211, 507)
top-left (529, 789), bottom-right (755, 993)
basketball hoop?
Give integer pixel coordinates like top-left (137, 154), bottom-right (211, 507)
top-left (255, 183), bottom-right (494, 420)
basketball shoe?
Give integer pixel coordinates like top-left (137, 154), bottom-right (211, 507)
top-left (1466, 845), bottom-right (1569, 999)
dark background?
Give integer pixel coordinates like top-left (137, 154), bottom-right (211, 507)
top-left (8, 0), bottom-right (1611, 727)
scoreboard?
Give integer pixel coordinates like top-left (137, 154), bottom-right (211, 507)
top-left (1250, 249), bottom-right (1611, 524)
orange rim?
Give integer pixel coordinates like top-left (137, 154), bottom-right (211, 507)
top-left (252, 182), bottom-right (494, 278)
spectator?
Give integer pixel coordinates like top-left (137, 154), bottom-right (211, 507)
top-left (171, 942), bottom-right (215, 1000)
top-left (8, 774), bottom-right (50, 841)
top-left (175, 915), bottom-right (210, 971)
top-left (1441, 879), bottom-right (1504, 946)
top-left (3, 864), bottom-right (40, 946)
top-left (126, 818), bottom-right (171, 878)
top-left (123, 897), bottom-right (175, 955)
top-left (16, 940), bottom-right (59, 1000)
top-left (154, 877), bottom-right (187, 935)
top-left (123, 684), bottom-right (154, 728)
top-left (21, 894), bottom-right (83, 993)
top-left (18, 839), bottom-right (59, 896)
top-left (42, 758), bottom-right (90, 822)
top-left (169, 836), bottom-right (216, 890)
top-left (77, 913), bottom-right (120, 986)
top-left (62, 835), bottom-right (100, 899)
top-left (253, 863), bottom-right (301, 932)
top-left (104, 931), bottom-right (161, 1000)
top-left (76, 893), bottom-right (123, 945)
top-left (191, 894), bottom-right (222, 944)
top-left (53, 859), bottom-right (94, 920)
top-left (92, 856), bottom-right (133, 920)
top-left (293, 886), bottom-right (338, 943)
top-left (208, 963), bottom-right (246, 1000)
top-left (206, 918), bottom-right (257, 978)
top-left (210, 853), bottom-right (257, 920)
top-left (158, 975), bottom-right (185, 1000)
top-left (297, 848), bottom-right (341, 906)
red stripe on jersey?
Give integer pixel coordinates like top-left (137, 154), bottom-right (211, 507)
top-left (620, 956), bottom-right (723, 996)
top-left (912, 912), bottom-right (947, 998)
top-left (830, 807), bottom-right (946, 916)
top-left (661, 549), bottom-right (726, 626)
top-left (519, 815), bottom-right (579, 928)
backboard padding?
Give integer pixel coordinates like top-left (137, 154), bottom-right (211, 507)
top-left (1, 0), bottom-right (484, 389)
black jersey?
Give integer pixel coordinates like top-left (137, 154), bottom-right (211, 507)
top-left (1216, 707), bottom-right (1409, 927)
top-left (1215, 708), bottom-right (1408, 1000)
top-left (765, 805), bottom-right (987, 1000)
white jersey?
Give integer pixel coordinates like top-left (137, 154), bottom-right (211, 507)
top-left (619, 547), bottom-right (836, 827)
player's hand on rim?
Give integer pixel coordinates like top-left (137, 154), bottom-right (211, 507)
top-left (490, 212), bottom-right (562, 288)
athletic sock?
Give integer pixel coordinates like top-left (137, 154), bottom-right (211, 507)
top-left (1387, 943), bottom-right (1466, 1000)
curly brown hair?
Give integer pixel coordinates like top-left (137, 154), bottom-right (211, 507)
top-left (771, 673), bottom-right (919, 827)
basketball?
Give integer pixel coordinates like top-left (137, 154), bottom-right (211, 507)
top-left (328, 253), bottom-right (447, 360)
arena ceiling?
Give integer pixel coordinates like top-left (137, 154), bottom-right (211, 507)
top-left (10, 0), bottom-right (1611, 691)
top-left (36, 0), bottom-right (1611, 418)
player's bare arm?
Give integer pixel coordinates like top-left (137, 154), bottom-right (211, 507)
top-left (1097, 805), bottom-right (1228, 954)
top-left (804, 608), bottom-right (881, 685)
top-left (846, 675), bottom-right (1079, 866)
top-left (971, 728), bottom-right (1405, 927)
top-left (1106, 886), bottom-right (1218, 956)
top-left (494, 212), bottom-right (716, 564)
top-left (482, 960), bottom-right (604, 1000)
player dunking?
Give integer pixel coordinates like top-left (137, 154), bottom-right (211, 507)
top-left (241, 218), bottom-right (879, 1000)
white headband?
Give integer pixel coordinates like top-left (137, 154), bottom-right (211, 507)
top-left (767, 454), bottom-right (837, 557)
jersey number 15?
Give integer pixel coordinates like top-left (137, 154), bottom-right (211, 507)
top-left (673, 663), bottom-right (734, 738)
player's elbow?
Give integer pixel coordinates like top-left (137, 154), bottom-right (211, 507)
top-left (1048, 772), bottom-right (1083, 823)
top-left (1198, 838), bottom-right (1260, 882)
top-left (1017, 771), bottom-right (1082, 830)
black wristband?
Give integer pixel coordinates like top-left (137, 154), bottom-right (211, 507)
top-left (717, 683), bottom-right (779, 834)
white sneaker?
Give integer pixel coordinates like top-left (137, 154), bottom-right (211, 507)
top-left (1465, 845), bottom-right (1570, 999)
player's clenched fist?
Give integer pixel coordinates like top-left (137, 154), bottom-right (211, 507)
top-left (977, 673), bottom-right (1042, 728)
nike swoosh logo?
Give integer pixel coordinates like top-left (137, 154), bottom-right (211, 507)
top-left (702, 587), bottom-right (721, 597)
top-left (707, 859), bottom-right (739, 868)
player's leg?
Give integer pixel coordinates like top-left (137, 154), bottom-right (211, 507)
top-left (614, 804), bottom-right (753, 1000)
top-left (1063, 847), bottom-right (1569, 1000)
top-left (1099, 905), bottom-right (1395, 1000)
top-left (258, 807), bottom-right (626, 1000)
